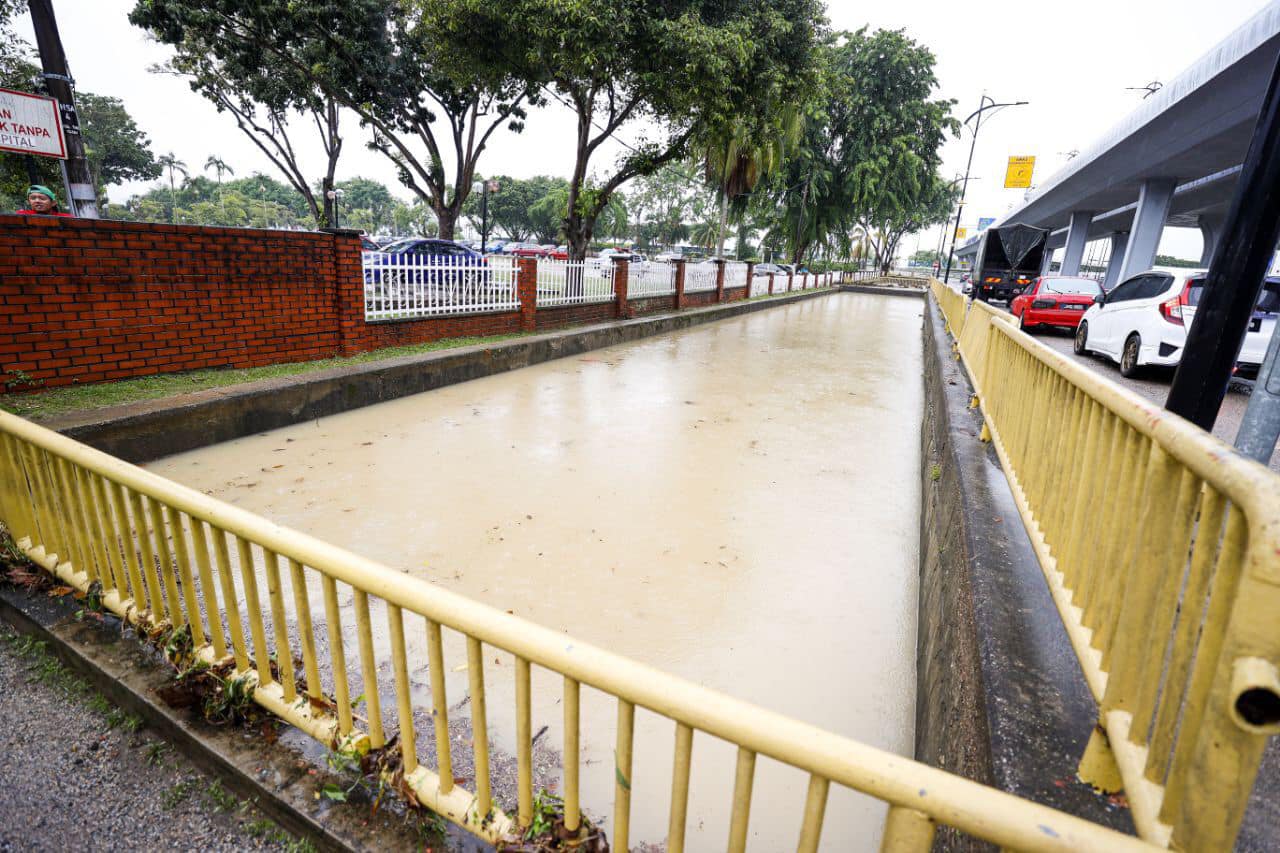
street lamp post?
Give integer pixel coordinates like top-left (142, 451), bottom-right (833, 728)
top-left (326, 188), bottom-right (345, 229)
top-left (942, 94), bottom-right (1029, 283)
top-left (472, 180), bottom-right (498, 253)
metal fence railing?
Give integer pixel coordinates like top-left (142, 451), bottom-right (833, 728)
top-left (724, 262), bottom-right (748, 289)
top-left (749, 273), bottom-right (771, 298)
top-left (0, 409), bottom-right (1156, 852)
top-left (683, 263), bottom-right (717, 293)
top-left (627, 260), bottom-right (676, 298)
top-left (362, 253), bottom-right (519, 321)
top-left (536, 260), bottom-right (615, 307)
top-left (931, 279), bottom-right (1280, 851)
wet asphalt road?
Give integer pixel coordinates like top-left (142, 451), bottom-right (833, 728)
top-left (993, 306), bottom-right (1278, 473)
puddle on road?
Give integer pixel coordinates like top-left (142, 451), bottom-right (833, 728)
top-left (152, 293), bottom-right (925, 851)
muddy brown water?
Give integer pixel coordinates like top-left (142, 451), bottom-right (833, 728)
top-left (149, 293), bottom-right (925, 851)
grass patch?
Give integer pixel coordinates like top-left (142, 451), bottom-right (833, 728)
top-left (207, 779), bottom-right (239, 813)
top-left (246, 818), bottom-right (316, 853)
top-left (0, 331), bottom-right (535, 420)
top-left (162, 778), bottom-right (197, 809)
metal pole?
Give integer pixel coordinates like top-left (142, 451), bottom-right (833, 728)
top-left (942, 103), bottom-right (983, 283)
top-left (27, 0), bottom-right (98, 218)
top-left (481, 185), bottom-right (489, 254)
top-left (1236, 312), bottom-right (1280, 463)
top-left (1166, 50), bottom-right (1280, 432)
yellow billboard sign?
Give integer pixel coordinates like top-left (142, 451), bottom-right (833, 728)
top-left (955, 226), bottom-right (968, 241)
top-left (1005, 156), bottom-right (1035, 188)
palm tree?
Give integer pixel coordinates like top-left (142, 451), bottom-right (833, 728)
top-left (702, 105), bottom-right (803, 258)
top-left (157, 153), bottom-right (189, 224)
top-left (204, 156), bottom-right (235, 222)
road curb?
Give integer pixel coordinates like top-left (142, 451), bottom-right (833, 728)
top-left (41, 289), bottom-right (834, 463)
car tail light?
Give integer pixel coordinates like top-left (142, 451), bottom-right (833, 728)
top-left (1160, 280), bottom-right (1193, 325)
top-left (1015, 277), bottom-right (1032, 285)
top-left (1031, 299), bottom-right (1056, 309)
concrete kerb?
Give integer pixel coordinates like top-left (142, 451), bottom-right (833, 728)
top-left (0, 583), bottom-right (480, 853)
top-left (839, 283), bottom-right (927, 298)
top-left (917, 294), bottom-right (1135, 846)
top-left (42, 288), bottom-right (834, 463)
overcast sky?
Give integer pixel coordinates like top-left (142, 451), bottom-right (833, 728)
top-left (15, 0), bottom-right (1277, 256)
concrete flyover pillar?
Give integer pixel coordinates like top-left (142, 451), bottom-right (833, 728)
top-left (1041, 247), bottom-right (1056, 276)
top-left (1199, 212), bottom-right (1225, 266)
top-left (1103, 232), bottom-right (1130, 290)
top-left (1117, 178), bottom-right (1177, 281)
top-left (1060, 211), bottom-right (1095, 276)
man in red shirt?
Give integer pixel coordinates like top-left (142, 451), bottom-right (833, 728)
top-left (16, 185), bottom-right (73, 217)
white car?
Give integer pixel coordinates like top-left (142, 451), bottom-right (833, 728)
top-left (1074, 268), bottom-right (1280, 378)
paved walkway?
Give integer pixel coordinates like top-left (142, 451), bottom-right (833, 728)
top-left (0, 622), bottom-right (297, 853)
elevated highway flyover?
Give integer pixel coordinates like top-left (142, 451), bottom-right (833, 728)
top-left (954, 1), bottom-right (1280, 287)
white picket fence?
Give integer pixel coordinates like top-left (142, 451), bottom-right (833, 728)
top-left (537, 260), bottom-right (616, 307)
top-left (628, 260), bottom-right (676, 297)
top-left (362, 252), bottom-right (518, 320)
top-left (750, 273), bottom-right (771, 298)
top-left (725, 261), bottom-right (748, 289)
top-left (684, 262), bottom-right (718, 293)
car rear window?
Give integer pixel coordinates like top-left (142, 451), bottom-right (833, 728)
top-left (1186, 277), bottom-right (1280, 312)
top-left (1042, 277), bottom-right (1101, 296)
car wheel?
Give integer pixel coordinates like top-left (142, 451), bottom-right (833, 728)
top-left (1018, 310), bottom-right (1033, 333)
top-left (1074, 321), bottom-right (1091, 356)
top-left (1120, 333), bottom-right (1141, 378)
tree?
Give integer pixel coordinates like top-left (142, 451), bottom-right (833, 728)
top-left (701, 104), bottom-right (803, 257)
top-left (1, 59), bottom-right (159, 210)
top-left (157, 153), bottom-right (188, 223)
top-left (461, 175), bottom-right (567, 241)
top-left (131, 0), bottom-right (537, 238)
top-left (204, 155), bottom-right (234, 218)
top-left (426, 0), bottom-right (825, 260)
top-left (749, 29), bottom-right (956, 265)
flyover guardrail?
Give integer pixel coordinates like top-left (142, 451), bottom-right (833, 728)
top-left (931, 279), bottom-right (1280, 850)
top-left (0, 406), bottom-right (1158, 851)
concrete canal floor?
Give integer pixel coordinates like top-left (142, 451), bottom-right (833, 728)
top-left (149, 292), bottom-right (925, 851)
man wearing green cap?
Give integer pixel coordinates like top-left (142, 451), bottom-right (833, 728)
top-left (16, 185), bottom-right (73, 217)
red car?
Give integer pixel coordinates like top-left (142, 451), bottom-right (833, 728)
top-left (1010, 275), bottom-right (1104, 332)
top-left (510, 243), bottom-right (556, 258)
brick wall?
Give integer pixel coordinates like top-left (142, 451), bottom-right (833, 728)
top-left (1, 216), bottom-right (792, 391)
top-left (0, 214), bottom-right (349, 388)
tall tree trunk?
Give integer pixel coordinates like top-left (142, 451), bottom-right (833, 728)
top-left (715, 190), bottom-right (728, 258)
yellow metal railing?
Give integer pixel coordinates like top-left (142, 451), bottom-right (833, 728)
top-left (932, 279), bottom-right (1280, 850)
top-left (0, 409), bottom-right (1157, 851)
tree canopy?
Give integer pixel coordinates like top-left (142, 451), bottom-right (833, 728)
top-left (423, 0), bottom-right (826, 259)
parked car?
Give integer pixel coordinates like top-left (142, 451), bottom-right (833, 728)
top-left (599, 247), bottom-right (643, 263)
top-left (363, 238), bottom-right (493, 297)
top-left (1074, 268), bottom-right (1280, 378)
top-left (510, 243), bottom-right (555, 258)
top-left (359, 235), bottom-right (381, 252)
top-left (752, 263), bottom-right (786, 277)
top-left (1010, 276), bottom-right (1103, 332)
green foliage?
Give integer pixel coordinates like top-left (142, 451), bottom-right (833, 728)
top-left (1154, 254), bottom-right (1202, 268)
top-left (424, 0), bottom-right (826, 257)
top-left (130, 0), bottom-right (536, 237)
top-left (0, 55), bottom-right (159, 211)
top-left (749, 28), bottom-right (957, 265)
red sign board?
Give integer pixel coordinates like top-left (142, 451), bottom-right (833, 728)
top-left (0, 87), bottom-right (68, 159)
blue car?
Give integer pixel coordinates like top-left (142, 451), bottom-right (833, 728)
top-left (363, 237), bottom-right (493, 290)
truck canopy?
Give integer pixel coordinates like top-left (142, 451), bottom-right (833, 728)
top-left (978, 224), bottom-right (1048, 273)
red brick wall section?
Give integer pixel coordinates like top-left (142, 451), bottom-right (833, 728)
top-left (0, 214), bottom-right (801, 392)
top-left (0, 214), bottom-right (349, 389)
top-left (534, 300), bottom-right (616, 330)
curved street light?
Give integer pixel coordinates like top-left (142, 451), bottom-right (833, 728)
top-left (942, 94), bottom-right (1029, 283)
